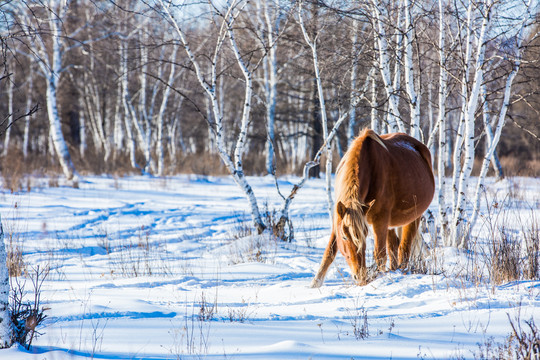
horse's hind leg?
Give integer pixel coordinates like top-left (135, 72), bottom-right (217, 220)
top-left (311, 232), bottom-right (337, 288)
top-left (398, 218), bottom-right (421, 268)
top-left (387, 229), bottom-right (400, 270)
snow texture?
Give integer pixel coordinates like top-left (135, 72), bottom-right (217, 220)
top-left (0, 175), bottom-right (538, 359)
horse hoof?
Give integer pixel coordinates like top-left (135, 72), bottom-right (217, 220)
top-left (310, 278), bottom-right (322, 288)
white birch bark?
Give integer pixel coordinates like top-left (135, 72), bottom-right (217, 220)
top-left (114, 80), bottom-right (124, 151)
top-left (403, 0), bottom-right (421, 139)
top-left (47, 2), bottom-right (72, 176)
top-left (427, 80), bottom-right (435, 160)
top-left (436, 0), bottom-right (449, 240)
top-left (480, 84), bottom-right (504, 179)
top-left (370, 68), bottom-right (379, 133)
top-left (120, 42), bottom-right (139, 171)
top-left (261, 1), bottom-right (280, 175)
top-left (449, 1), bottom-right (473, 223)
top-left (370, 1), bottom-right (403, 132)
top-left (348, 19), bottom-right (359, 147)
top-left (156, 48), bottom-right (177, 176)
top-left (137, 35), bottom-right (154, 174)
top-left (31, 0), bottom-right (78, 180)
top-left (0, 216), bottom-right (10, 348)
top-left (23, 90), bottom-right (32, 158)
top-left (79, 101), bottom-right (87, 158)
top-left (3, 79), bottom-right (13, 157)
top-left (227, 6), bottom-right (254, 175)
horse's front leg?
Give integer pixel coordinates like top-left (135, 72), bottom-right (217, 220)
top-left (371, 219), bottom-right (390, 271)
top-left (310, 232), bottom-right (337, 288)
top-left (387, 228), bottom-right (400, 270)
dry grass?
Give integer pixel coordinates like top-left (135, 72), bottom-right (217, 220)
top-left (500, 156), bottom-right (540, 178)
top-left (98, 225), bottom-right (173, 278)
top-left (488, 226), bottom-right (522, 285)
top-left (9, 266), bottom-right (49, 349)
top-left (7, 239), bottom-right (25, 277)
top-left (0, 150), bottom-right (57, 193)
top-left (459, 316), bottom-right (540, 360)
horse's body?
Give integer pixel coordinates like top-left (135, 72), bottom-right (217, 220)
top-left (311, 129), bottom-right (435, 287)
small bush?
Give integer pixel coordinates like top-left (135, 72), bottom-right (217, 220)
top-left (472, 316), bottom-right (540, 360)
top-left (10, 266), bottom-right (49, 349)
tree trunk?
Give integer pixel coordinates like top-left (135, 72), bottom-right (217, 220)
top-left (3, 80), bottom-right (13, 157)
top-left (370, 2), bottom-right (402, 132)
top-left (437, 0), bottom-right (449, 241)
top-left (347, 19), bottom-right (359, 147)
top-left (156, 48), bottom-right (177, 176)
top-left (0, 216), bottom-right (12, 348)
top-left (46, 77), bottom-right (77, 180)
top-left (403, 0), bottom-right (421, 139)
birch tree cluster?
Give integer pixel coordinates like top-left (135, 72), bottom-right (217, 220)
top-left (0, 0), bottom-right (539, 240)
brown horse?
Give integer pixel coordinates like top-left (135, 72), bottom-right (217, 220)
top-left (311, 129), bottom-right (435, 287)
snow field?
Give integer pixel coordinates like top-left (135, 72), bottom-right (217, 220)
top-left (0, 175), bottom-right (538, 359)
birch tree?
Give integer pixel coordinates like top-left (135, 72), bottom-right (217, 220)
top-left (466, 0), bottom-right (535, 236)
top-left (369, 1), bottom-right (404, 133)
top-left (156, 47), bottom-right (178, 176)
top-left (14, 0), bottom-right (79, 180)
top-left (298, 0), bottom-right (334, 220)
top-left (0, 217), bottom-right (10, 348)
top-left (445, 0), bottom-right (536, 248)
top-left (403, 0), bottom-right (421, 139)
top-left (3, 79), bottom-right (13, 156)
top-left (449, 0), bottom-right (492, 247)
top-left (436, 0), bottom-right (450, 238)
top-left (255, 1), bottom-right (285, 175)
top-left (158, 0), bottom-right (266, 233)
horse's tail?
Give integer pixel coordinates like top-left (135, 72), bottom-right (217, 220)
top-left (396, 224), bottom-right (427, 262)
top-left (410, 225), bottom-right (428, 261)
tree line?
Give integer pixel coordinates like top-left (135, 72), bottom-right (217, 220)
top-left (1, 0), bottom-right (539, 243)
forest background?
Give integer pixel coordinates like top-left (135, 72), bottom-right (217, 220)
top-left (1, 0), bottom-right (540, 242)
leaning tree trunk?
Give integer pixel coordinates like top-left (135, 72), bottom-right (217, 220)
top-left (299, 2), bottom-right (334, 220)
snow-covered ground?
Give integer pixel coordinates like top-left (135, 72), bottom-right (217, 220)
top-left (0, 175), bottom-right (538, 359)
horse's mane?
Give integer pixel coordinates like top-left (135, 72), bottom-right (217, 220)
top-left (334, 129), bottom-right (386, 251)
top-left (336, 129), bottom-right (386, 205)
